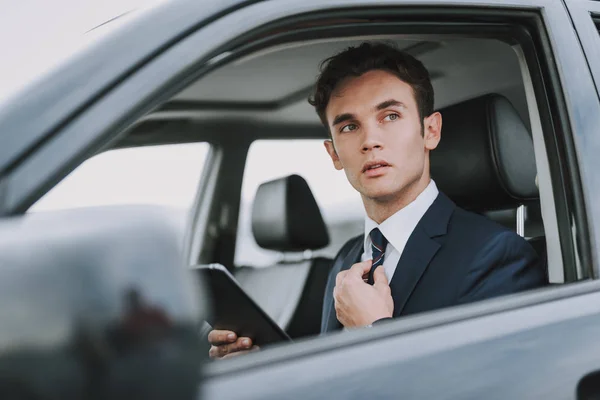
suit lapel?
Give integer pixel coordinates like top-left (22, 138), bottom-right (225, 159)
top-left (324, 237), bottom-right (363, 332)
top-left (389, 226), bottom-right (440, 316)
top-left (389, 192), bottom-right (456, 316)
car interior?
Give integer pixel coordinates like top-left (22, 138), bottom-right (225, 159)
top-left (30, 33), bottom-right (561, 353)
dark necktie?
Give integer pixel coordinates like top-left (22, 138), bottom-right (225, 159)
top-left (367, 228), bottom-right (388, 285)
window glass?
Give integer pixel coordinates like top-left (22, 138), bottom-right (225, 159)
top-left (235, 139), bottom-right (364, 267)
top-left (30, 143), bottom-right (209, 212)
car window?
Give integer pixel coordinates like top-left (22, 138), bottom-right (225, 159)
top-left (234, 139), bottom-right (364, 267)
top-left (29, 143), bottom-right (209, 212)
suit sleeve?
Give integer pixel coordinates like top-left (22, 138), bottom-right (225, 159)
top-left (457, 231), bottom-right (546, 304)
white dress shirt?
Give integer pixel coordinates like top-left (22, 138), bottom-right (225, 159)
top-left (361, 180), bottom-right (439, 282)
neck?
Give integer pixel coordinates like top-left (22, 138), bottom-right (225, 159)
top-left (363, 173), bottom-right (431, 224)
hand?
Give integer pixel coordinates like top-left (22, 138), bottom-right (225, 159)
top-left (207, 329), bottom-right (259, 359)
top-left (334, 260), bottom-right (393, 328)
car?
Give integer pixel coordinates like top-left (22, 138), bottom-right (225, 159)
top-left (1, 0), bottom-right (600, 398)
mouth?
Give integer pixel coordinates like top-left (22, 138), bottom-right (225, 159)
top-left (362, 160), bottom-right (391, 174)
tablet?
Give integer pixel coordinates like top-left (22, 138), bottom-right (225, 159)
top-left (193, 263), bottom-right (291, 346)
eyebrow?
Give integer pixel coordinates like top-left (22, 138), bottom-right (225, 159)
top-left (331, 99), bottom-right (407, 127)
top-left (332, 113), bottom-right (355, 127)
top-left (375, 99), bottom-right (407, 111)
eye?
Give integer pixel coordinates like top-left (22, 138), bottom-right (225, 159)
top-left (383, 113), bottom-right (400, 122)
top-left (340, 124), bottom-right (358, 133)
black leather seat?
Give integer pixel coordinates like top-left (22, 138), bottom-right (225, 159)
top-left (432, 93), bottom-right (548, 278)
top-left (234, 174), bottom-right (333, 339)
top-left (522, 202), bottom-right (547, 265)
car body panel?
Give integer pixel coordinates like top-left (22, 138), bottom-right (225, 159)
top-left (202, 285), bottom-right (600, 399)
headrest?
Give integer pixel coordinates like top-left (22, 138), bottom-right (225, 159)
top-left (252, 174), bottom-right (330, 252)
top-left (431, 94), bottom-right (539, 211)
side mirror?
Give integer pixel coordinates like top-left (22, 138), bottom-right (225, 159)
top-left (0, 208), bottom-right (207, 399)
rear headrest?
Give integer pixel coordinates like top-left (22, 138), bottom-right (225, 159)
top-left (431, 94), bottom-right (539, 211)
top-left (252, 174), bottom-right (330, 252)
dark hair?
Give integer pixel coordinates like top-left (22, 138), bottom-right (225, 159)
top-left (308, 42), bottom-right (434, 132)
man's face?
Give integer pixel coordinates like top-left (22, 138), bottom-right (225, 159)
top-left (324, 69), bottom-right (441, 203)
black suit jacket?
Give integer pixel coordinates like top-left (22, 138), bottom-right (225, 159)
top-left (321, 192), bottom-right (546, 333)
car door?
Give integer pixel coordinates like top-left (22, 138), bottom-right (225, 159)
top-left (182, 1), bottom-right (600, 399)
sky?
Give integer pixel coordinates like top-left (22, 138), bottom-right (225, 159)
top-left (0, 0), bottom-right (164, 107)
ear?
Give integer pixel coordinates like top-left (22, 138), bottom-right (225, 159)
top-left (324, 139), bottom-right (343, 170)
top-left (423, 111), bottom-right (442, 151)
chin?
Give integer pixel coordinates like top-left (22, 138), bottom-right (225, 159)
top-left (359, 177), bottom-right (396, 195)
top-left (361, 178), bottom-right (419, 203)
top-left (362, 187), bottom-right (399, 202)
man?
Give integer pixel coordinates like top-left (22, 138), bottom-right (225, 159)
top-left (208, 42), bottom-right (546, 359)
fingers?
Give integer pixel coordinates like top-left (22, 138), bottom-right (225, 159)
top-left (208, 329), bottom-right (237, 346)
top-left (372, 265), bottom-right (389, 286)
top-left (337, 261), bottom-right (373, 287)
top-left (209, 337), bottom-right (253, 359)
top-left (349, 260), bottom-right (373, 277)
top-left (221, 345), bottom-right (260, 359)
top-left (333, 285), bottom-right (342, 312)
top-left (336, 270), bottom-right (348, 287)
top-left (362, 271), bottom-right (369, 282)
top-left (334, 296), bottom-right (345, 325)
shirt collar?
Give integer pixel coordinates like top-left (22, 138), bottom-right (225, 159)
top-left (364, 179), bottom-right (439, 253)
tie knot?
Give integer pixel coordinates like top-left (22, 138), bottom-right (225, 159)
top-left (369, 228), bottom-right (388, 252)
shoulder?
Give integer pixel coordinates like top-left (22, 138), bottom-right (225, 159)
top-left (446, 206), bottom-right (536, 256)
top-left (449, 206), bottom-right (515, 238)
top-left (452, 210), bottom-right (545, 300)
top-left (451, 205), bottom-right (538, 256)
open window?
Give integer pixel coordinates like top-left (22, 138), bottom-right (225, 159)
top-left (145, 5), bottom-right (588, 345)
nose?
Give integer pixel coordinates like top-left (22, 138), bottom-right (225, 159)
top-left (361, 125), bottom-right (384, 152)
